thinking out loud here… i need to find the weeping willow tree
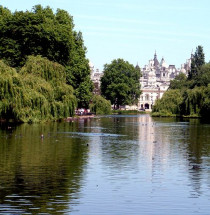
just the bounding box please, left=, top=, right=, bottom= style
left=152, top=89, right=183, bottom=117
left=0, top=56, right=77, bottom=122
left=152, top=85, right=210, bottom=118
left=181, top=86, right=209, bottom=117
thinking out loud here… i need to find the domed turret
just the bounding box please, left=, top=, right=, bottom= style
left=160, top=57, right=168, bottom=68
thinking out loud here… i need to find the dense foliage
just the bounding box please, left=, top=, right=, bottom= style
left=152, top=46, right=210, bottom=119
left=90, top=95, right=111, bottom=115
left=0, top=5, right=93, bottom=111
left=101, top=59, right=141, bottom=108
left=0, top=56, right=77, bottom=122
left=188, top=46, right=205, bottom=81
left=169, top=73, right=188, bottom=90
left=152, top=89, right=183, bottom=116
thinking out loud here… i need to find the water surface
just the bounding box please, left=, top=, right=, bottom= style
left=0, top=114, right=210, bottom=214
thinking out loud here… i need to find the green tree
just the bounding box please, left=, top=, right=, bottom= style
left=180, top=87, right=206, bottom=117
left=169, top=73, right=188, bottom=89
left=101, top=59, right=141, bottom=109
left=65, top=31, right=94, bottom=108
left=152, top=89, right=183, bottom=116
left=0, top=5, right=74, bottom=67
left=188, top=45, right=205, bottom=80
left=75, top=78, right=93, bottom=108
left=196, top=63, right=210, bottom=87
left=200, top=84, right=210, bottom=118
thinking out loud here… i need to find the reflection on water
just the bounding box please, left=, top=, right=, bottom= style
left=0, top=122, right=89, bottom=214
left=0, top=115, right=210, bottom=214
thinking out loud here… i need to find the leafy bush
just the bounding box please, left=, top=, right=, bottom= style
left=90, top=95, right=111, bottom=115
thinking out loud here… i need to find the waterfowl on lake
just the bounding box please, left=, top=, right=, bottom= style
left=192, top=165, right=200, bottom=170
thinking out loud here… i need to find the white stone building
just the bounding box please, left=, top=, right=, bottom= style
left=138, top=52, right=190, bottom=111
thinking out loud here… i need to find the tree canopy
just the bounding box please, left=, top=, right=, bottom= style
left=101, top=59, right=141, bottom=108
left=188, top=45, right=205, bottom=81
left=0, top=5, right=76, bottom=67
left=169, top=73, right=188, bottom=89
left=0, top=5, right=93, bottom=109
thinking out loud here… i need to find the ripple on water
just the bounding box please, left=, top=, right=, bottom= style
left=58, top=132, right=126, bottom=137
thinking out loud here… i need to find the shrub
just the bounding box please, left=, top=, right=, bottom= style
left=90, top=95, right=111, bottom=115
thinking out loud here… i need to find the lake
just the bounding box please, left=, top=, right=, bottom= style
left=0, top=114, right=210, bottom=214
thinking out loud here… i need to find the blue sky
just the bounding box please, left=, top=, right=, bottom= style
left=1, top=0, right=210, bottom=71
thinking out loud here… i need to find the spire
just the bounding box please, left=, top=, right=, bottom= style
left=191, top=49, right=194, bottom=59
left=153, top=50, right=159, bottom=67
left=135, top=62, right=140, bottom=70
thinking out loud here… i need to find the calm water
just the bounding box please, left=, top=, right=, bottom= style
left=0, top=114, right=210, bottom=214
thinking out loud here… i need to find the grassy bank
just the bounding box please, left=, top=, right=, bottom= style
left=151, top=112, right=202, bottom=118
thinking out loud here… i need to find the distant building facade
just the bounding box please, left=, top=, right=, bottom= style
left=89, top=52, right=191, bottom=111
left=89, top=62, right=103, bottom=95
